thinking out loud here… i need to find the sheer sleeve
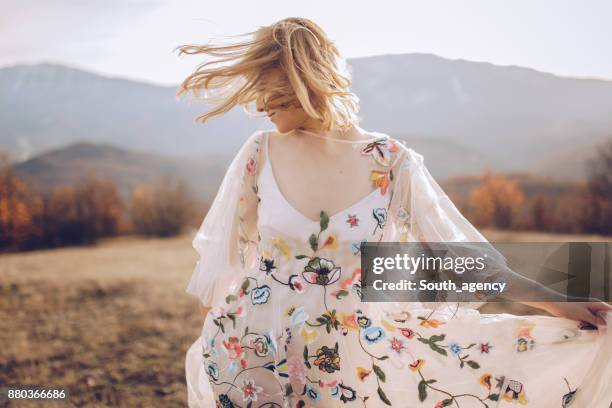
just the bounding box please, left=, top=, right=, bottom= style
left=386, top=143, right=515, bottom=304
left=185, top=130, right=264, bottom=308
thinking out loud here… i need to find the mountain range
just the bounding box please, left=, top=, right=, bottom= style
left=3, top=54, right=612, bottom=200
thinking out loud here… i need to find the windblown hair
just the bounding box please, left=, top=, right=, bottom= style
left=175, top=17, right=360, bottom=132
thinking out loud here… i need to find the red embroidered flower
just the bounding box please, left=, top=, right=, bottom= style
left=479, top=342, right=492, bottom=354
left=246, top=156, right=257, bottom=176
left=346, top=214, right=359, bottom=228
left=399, top=328, right=415, bottom=339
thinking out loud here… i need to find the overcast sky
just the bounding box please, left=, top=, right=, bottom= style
left=1, top=0, right=611, bottom=85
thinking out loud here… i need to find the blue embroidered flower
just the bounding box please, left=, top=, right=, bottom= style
left=218, top=393, right=235, bottom=408
left=362, top=326, right=386, bottom=344
left=373, top=208, right=387, bottom=231
left=305, top=385, right=321, bottom=401
left=206, top=361, right=219, bottom=381
left=251, top=285, right=271, bottom=305
left=448, top=341, right=462, bottom=356
left=289, top=306, right=309, bottom=326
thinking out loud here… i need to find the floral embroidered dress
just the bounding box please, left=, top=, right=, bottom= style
left=185, top=129, right=612, bottom=408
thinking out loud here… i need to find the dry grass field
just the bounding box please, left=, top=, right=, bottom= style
left=1, top=229, right=610, bottom=407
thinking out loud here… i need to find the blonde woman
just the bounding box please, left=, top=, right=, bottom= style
left=179, top=17, right=611, bottom=408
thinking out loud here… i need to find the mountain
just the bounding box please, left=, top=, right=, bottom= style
left=2, top=55, right=612, bottom=180
left=14, top=142, right=229, bottom=202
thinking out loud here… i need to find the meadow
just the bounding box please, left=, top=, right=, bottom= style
left=1, top=229, right=609, bottom=407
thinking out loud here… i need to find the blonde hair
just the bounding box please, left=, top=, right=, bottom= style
left=175, top=17, right=360, bottom=132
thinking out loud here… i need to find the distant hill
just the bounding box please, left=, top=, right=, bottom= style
left=14, top=142, right=229, bottom=202
left=2, top=55, right=612, bottom=180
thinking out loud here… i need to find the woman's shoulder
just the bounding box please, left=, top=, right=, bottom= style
left=368, top=131, right=425, bottom=168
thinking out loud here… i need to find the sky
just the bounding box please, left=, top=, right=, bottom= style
left=1, top=0, right=612, bottom=85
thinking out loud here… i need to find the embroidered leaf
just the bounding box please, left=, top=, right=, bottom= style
left=295, top=255, right=309, bottom=259
left=488, top=393, right=499, bottom=401
left=377, top=386, right=392, bottom=405
left=442, top=399, right=453, bottom=406
left=225, top=294, right=237, bottom=304
left=372, top=364, right=386, bottom=382
left=429, top=334, right=446, bottom=343
left=466, top=360, right=480, bottom=370
left=241, top=279, right=250, bottom=291
left=244, top=326, right=249, bottom=336
left=227, top=313, right=236, bottom=328
left=430, top=343, right=447, bottom=356
left=303, top=345, right=311, bottom=368
left=309, top=233, right=318, bottom=252
left=320, top=211, right=330, bottom=231
left=334, top=289, right=349, bottom=299
left=418, top=380, right=428, bottom=402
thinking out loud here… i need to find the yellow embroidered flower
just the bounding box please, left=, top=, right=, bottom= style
left=419, top=318, right=445, bottom=329
left=356, top=367, right=371, bottom=381
left=285, top=305, right=296, bottom=317
left=272, top=238, right=291, bottom=258
left=370, top=170, right=390, bottom=195
left=381, top=319, right=396, bottom=332
left=409, top=359, right=425, bottom=372
left=300, top=326, right=318, bottom=342
left=479, top=373, right=492, bottom=390
left=340, top=312, right=359, bottom=330
left=322, top=234, right=337, bottom=249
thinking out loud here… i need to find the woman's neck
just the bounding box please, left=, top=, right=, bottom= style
left=294, top=122, right=373, bottom=143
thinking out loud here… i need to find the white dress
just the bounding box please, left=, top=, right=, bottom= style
left=185, top=129, right=612, bottom=407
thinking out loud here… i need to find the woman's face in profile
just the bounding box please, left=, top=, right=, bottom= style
left=255, top=69, right=311, bottom=133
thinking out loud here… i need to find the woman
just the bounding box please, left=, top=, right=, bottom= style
left=178, top=17, right=611, bottom=407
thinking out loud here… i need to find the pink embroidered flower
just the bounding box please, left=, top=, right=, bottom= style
left=222, top=336, right=244, bottom=359
left=245, top=156, right=257, bottom=176
left=240, top=378, right=263, bottom=402
left=399, top=328, right=416, bottom=339
left=287, top=355, right=306, bottom=384
left=389, top=337, right=406, bottom=354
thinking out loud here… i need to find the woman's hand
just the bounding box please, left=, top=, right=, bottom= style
left=529, top=301, right=612, bottom=328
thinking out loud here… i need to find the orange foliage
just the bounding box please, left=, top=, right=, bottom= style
left=469, top=172, right=525, bottom=229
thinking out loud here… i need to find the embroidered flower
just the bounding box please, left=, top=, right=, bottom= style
left=240, top=378, right=263, bottom=402
left=245, top=156, right=257, bottom=176
left=337, top=383, right=357, bottom=403
left=346, top=214, right=359, bottom=227
left=419, top=318, right=445, bottom=329
left=313, top=343, right=341, bottom=373
left=206, top=361, right=219, bottom=381
left=357, top=315, right=372, bottom=329
left=370, top=170, right=390, bottom=195
left=409, top=359, right=425, bottom=372
left=289, top=306, right=309, bottom=326
left=448, top=341, right=462, bottom=356
left=389, top=337, right=407, bottom=354
left=251, top=334, right=275, bottom=357
left=399, top=328, right=416, bottom=339
left=251, top=285, right=271, bottom=305
left=356, top=366, right=371, bottom=381
left=322, top=234, right=337, bottom=249
left=362, top=326, right=386, bottom=344
left=351, top=239, right=367, bottom=255
left=479, top=342, right=492, bottom=354
left=305, top=385, right=321, bottom=401
left=218, top=393, right=235, bottom=408
left=222, top=336, right=244, bottom=359
left=302, top=257, right=341, bottom=286
left=480, top=373, right=492, bottom=390
left=259, top=257, right=276, bottom=275
left=372, top=208, right=387, bottom=230
left=288, top=274, right=306, bottom=293
left=361, top=138, right=399, bottom=166
left=300, top=326, right=319, bottom=342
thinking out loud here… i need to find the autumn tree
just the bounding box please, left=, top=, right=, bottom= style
left=469, top=172, right=525, bottom=229
left=129, top=177, right=195, bottom=237
left=581, top=139, right=612, bottom=234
